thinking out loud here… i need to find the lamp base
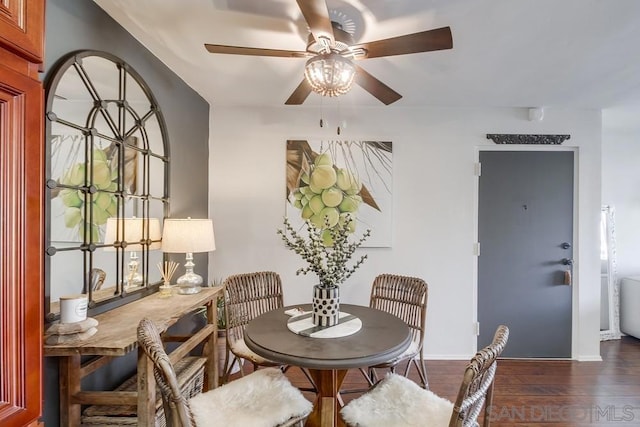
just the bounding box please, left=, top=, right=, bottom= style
left=126, top=273, right=143, bottom=289
left=176, top=270, right=203, bottom=295
left=126, top=252, right=143, bottom=289
left=177, top=284, right=202, bottom=295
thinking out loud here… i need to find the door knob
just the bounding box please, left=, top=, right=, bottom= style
left=561, top=242, right=571, bottom=249
left=561, top=258, right=573, bottom=266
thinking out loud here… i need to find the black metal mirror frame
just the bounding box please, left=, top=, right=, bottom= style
left=44, top=50, right=170, bottom=321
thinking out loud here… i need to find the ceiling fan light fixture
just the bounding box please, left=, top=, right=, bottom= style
left=304, top=52, right=356, bottom=97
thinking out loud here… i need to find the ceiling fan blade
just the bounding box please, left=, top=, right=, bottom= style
left=352, top=26, right=453, bottom=59
left=354, top=65, right=402, bottom=105
left=205, top=44, right=310, bottom=58
left=285, top=79, right=313, bottom=105
left=296, top=0, right=335, bottom=46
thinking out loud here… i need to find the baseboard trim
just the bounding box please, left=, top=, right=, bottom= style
left=577, top=355, right=603, bottom=362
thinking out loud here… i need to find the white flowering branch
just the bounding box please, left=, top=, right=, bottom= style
left=277, top=215, right=370, bottom=289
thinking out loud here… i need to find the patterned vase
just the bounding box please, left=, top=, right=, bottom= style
left=312, top=284, right=340, bottom=327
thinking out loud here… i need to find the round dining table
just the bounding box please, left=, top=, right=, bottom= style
left=244, top=303, right=411, bottom=427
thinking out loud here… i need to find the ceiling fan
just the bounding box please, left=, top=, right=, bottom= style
left=204, top=0, right=453, bottom=105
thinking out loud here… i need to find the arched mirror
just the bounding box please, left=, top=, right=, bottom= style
left=600, top=205, right=621, bottom=340
left=44, top=51, right=169, bottom=321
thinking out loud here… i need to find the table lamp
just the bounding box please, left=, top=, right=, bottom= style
left=104, top=217, right=162, bottom=288
left=161, top=217, right=215, bottom=294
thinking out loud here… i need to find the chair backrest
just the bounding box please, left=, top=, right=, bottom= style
left=224, top=271, right=284, bottom=347
left=449, top=325, right=509, bottom=427
left=369, top=274, right=428, bottom=352
left=137, top=318, right=195, bottom=427
left=84, top=268, right=106, bottom=293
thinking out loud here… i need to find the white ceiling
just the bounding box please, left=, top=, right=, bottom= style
left=94, top=0, right=640, bottom=113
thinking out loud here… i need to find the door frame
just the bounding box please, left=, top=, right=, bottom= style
left=473, top=145, right=579, bottom=359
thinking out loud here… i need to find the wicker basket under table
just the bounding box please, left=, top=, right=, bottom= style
left=82, top=356, right=206, bottom=426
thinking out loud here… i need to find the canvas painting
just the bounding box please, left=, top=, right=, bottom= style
left=286, top=139, right=392, bottom=247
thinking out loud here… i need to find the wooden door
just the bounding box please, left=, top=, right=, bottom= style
left=0, top=1, right=45, bottom=426
left=478, top=151, right=574, bottom=358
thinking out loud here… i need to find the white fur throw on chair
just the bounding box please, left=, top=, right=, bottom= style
left=341, top=374, right=453, bottom=427
left=189, top=367, right=312, bottom=427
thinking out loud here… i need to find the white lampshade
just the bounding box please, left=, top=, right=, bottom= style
left=104, top=217, right=162, bottom=251
left=161, top=218, right=216, bottom=254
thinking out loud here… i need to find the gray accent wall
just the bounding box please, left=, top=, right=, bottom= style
left=43, top=1, right=210, bottom=425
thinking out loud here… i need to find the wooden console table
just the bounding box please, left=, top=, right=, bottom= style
left=44, top=286, right=223, bottom=427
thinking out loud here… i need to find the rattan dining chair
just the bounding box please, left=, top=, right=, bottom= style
left=353, top=274, right=429, bottom=390
left=341, top=325, right=509, bottom=427
left=137, top=318, right=312, bottom=427
left=222, top=271, right=283, bottom=381
left=222, top=271, right=315, bottom=390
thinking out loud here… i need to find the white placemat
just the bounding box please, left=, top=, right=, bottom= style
left=287, top=311, right=362, bottom=338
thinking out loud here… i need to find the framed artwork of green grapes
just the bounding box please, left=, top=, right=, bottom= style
left=49, top=135, right=138, bottom=243
left=286, top=140, right=392, bottom=247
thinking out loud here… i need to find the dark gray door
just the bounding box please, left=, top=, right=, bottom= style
left=478, top=151, right=573, bottom=358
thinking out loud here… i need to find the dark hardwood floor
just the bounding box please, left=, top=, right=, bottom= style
left=278, top=336, right=640, bottom=426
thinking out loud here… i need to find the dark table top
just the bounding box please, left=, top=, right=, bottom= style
left=244, top=303, right=411, bottom=370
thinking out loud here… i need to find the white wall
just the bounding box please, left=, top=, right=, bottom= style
left=602, top=108, right=640, bottom=280
left=208, top=105, right=602, bottom=360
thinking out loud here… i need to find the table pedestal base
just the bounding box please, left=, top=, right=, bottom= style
left=305, top=369, right=347, bottom=427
